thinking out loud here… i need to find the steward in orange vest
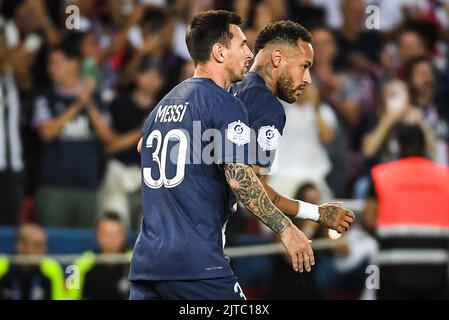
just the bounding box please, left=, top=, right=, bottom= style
left=364, top=123, right=449, bottom=300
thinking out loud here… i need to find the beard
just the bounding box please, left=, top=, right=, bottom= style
left=277, top=72, right=298, bottom=103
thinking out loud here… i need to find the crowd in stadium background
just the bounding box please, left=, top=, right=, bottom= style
left=0, top=0, right=449, bottom=300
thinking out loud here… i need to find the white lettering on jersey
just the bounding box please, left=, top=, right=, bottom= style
left=60, top=115, right=92, bottom=140
left=155, top=102, right=189, bottom=123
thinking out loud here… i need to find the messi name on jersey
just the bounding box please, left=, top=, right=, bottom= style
left=155, top=102, right=189, bottom=123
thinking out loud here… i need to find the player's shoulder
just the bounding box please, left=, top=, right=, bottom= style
left=190, top=78, right=247, bottom=113
left=234, top=73, right=283, bottom=112
left=171, top=78, right=238, bottom=104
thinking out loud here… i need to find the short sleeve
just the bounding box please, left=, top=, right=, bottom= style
left=32, top=95, right=53, bottom=128
left=252, top=113, right=285, bottom=170
left=212, top=98, right=253, bottom=165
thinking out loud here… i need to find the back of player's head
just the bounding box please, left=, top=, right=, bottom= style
left=255, top=20, right=312, bottom=55
left=185, top=10, right=242, bottom=65
left=397, top=123, right=426, bottom=158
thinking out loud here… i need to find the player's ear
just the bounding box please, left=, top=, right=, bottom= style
left=212, top=43, right=225, bottom=63
left=271, top=49, right=282, bottom=68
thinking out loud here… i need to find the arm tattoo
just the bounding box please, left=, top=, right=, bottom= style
left=224, top=163, right=291, bottom=233
left=318, top=206, right=338, bottom=226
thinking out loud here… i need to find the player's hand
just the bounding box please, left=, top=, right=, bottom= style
left=318, top=202, right=355, bottom=233
left=279, top=224, right=314, bottom=273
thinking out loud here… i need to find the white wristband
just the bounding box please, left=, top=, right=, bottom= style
left=295, top=200, right=319, bottom=222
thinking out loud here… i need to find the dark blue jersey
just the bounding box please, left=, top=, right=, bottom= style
left=129, top=77, right=252, bottom=281
left=229, top=72, right=286, bottom=170
left=32, top=87, right=107, bottom=189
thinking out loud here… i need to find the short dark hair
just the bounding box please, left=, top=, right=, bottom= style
left=185, top=10, right=242, bottom=65
left=97, top=211, right=124, bottom=229
left=397, top=123, right=426, bottom=158
left=294, top=182, right=318, bottom=201
left=255, top=20, right=312, bottom=55
left=404, top=55, right=434, bottom=81
left=138, top=55, right=163, bottom=73
left=51, top=32, right=84, bottom=60
left=141, top=7, right=167, bottom=34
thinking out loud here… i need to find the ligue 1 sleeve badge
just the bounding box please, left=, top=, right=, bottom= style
left=227, top=120, right=250, bottom=145
left=258, top=125, right=281, bottom=151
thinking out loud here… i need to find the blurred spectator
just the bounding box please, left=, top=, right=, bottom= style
left=287, top=0, right=326, bottom=30
left=1, top=0, right=62, bottom=89
left=310, top=0, right=344, bottom=29
left=120, top=6, right=168, bottom=87
left=0, top=224, right=65, bottom=300
left=120, top=5, right=185, bottom=93
left=363, top=123, right=449, bottom=299
left=311, top=26, right=361, bottom=127
left=70, top=212, right=130, bottom=300
left=366, top=0, right=449, bottom=32
left=264, top=0, right=287, bottom=21
left=274, top=183, right=376, bottom=300
left=0, top=0, right=447, bottom=300
left=331, top=0, right=382, bottom=183
left=308, top=26, right=356, bottom=196
left=333, top=0, right=382, bottom=73
left=404, top=56, right=448, bottom=165
left=270, top=85, right=336, bottom=200
left=178, top=59, right=195, bottom=82
left=270, top=182, right=325, bottom=300
left=32, top=35, right=111, bottom=228
left=358, top=79, right=436, bottom=198
left=362, top=79, right=436, bottom=164
left=315, top=221, right=377, bottom=300
left=242, top=0, right=275, bottom=52
left=394, top=27, right=432, bottom=78
left=171, top=0, right=213, bottom=61
left=101, top=56, right=164, bottom=230
left=0, top=34, right=24, bottom=226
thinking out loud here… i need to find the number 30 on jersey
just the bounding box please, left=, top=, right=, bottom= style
left=143, top=129, right=188, bottom=189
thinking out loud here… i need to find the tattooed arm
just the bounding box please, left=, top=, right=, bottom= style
left=252, top=165, right=355, bottom=233
left=224, top=163, right=314, bottom=272
left=317, top=202, right=355, bottom=233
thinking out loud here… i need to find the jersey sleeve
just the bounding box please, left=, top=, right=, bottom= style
left=251, top=111, right=286, bottom=171
left=212, top=97, right=254, bottom=165
left=32, top=94, right=53, bottom=128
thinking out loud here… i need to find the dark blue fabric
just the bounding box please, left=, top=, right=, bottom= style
left=129, top=276, right=245, bottom=300
left=34, top=88, right=106, bottom=189
left=130, top=78, right=252, bottom=281
left=109, top=94, right=153, bottom=166
left=229, top=72, right=286, bottom=169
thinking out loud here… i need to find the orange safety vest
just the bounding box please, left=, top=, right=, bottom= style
left=372, top=157, right=449, bottom=230
left=371, top=157, right=449, bottom=288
